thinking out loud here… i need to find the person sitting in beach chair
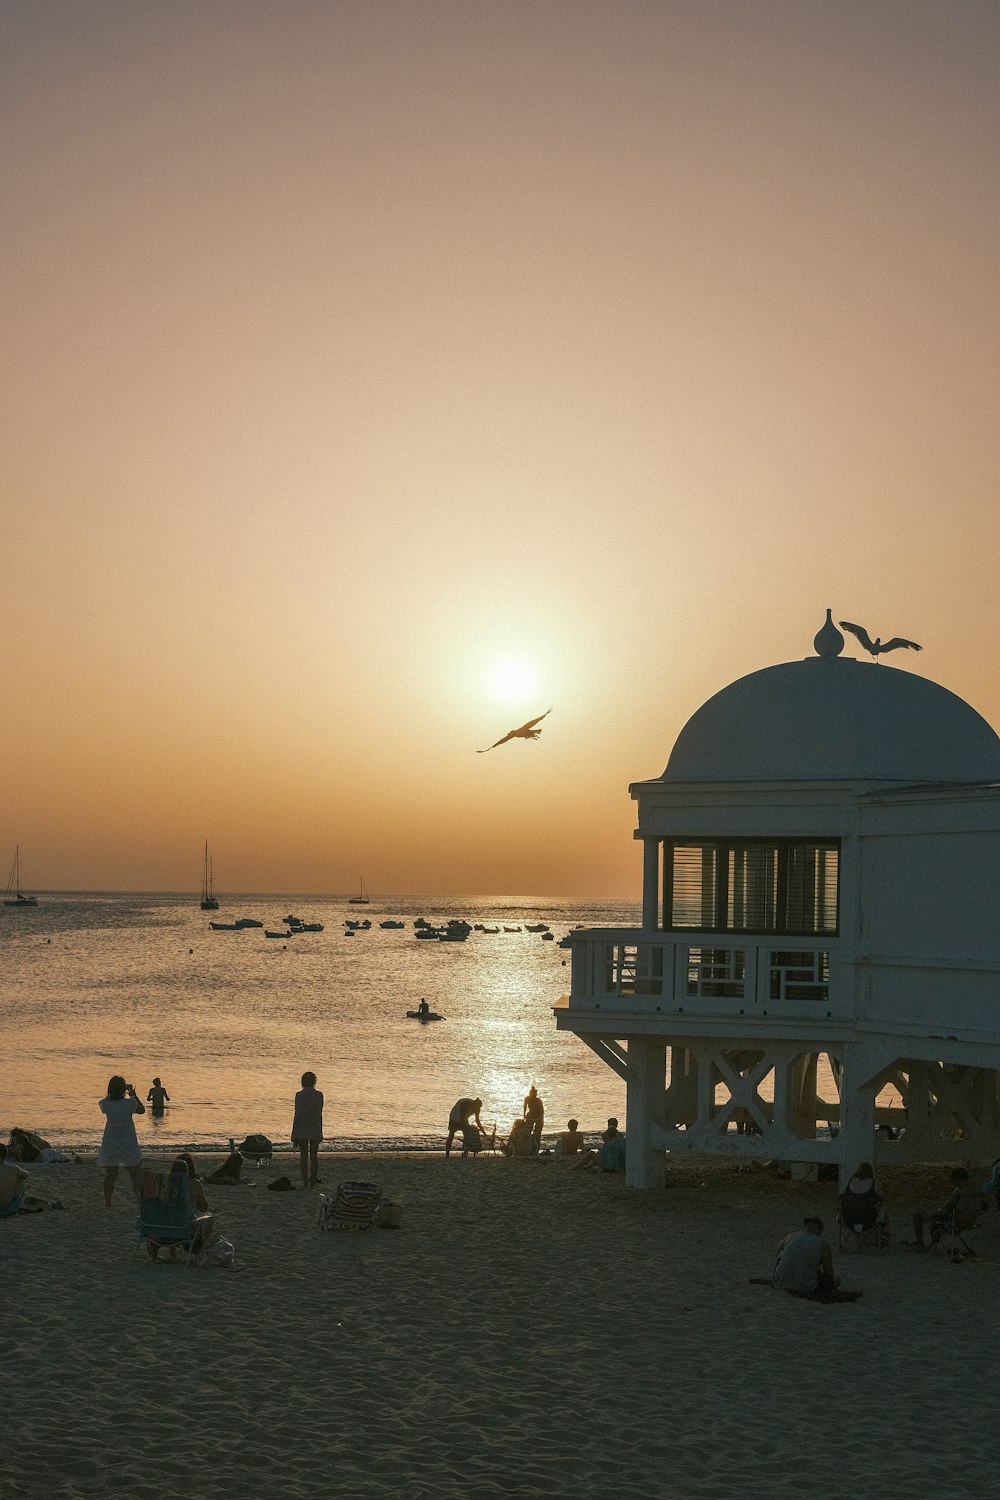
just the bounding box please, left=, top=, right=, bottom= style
left=445, top=1097, right=485, bottom=1157
left=134, top=1160, right=214, bottom=1265
left=909, top=1167, right=985, bottom=1255
left=838, top=1162, right=888, bottom=1250
left=504, top=1118, right=537, bottom=1158
left=0, top=1144, right=29, bottom=1218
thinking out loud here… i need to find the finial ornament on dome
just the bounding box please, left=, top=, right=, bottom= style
left=814, top=609, right=845, bottom=658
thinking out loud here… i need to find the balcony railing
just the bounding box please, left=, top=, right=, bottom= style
left=563, top=928, right=838, bottom=1017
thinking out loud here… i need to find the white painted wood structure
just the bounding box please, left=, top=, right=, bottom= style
left=555, top=613, right=1000, bottom=1188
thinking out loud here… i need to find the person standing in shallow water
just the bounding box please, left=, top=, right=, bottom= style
left=291, top=1071, right=324, bottom=1188
left=146, top=1077, right=170, bottom=1114
left=98, top=1075, right=145, bottom=1207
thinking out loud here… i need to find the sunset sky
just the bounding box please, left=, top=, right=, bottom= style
left=2, top=1, right=998, bottom=897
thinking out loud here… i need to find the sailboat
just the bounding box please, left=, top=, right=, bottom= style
left=4, top=846, right=39, bottom=908
left=200, top=841, right=219, bottom=911
left=348, top=876, right=370, bottom=905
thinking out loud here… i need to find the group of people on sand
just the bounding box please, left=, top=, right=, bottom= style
left=91, top=1069, right=327, bottom=1208
left=764, top=1160, right=992, bottom=1302
left=444, top=1087, right=627, bottom=1169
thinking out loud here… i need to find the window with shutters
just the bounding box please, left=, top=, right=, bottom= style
left=664, top=839, right=839, bottom=935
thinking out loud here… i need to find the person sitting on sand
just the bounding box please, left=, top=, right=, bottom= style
left=574, top=1118, right=626, bottom=1172
left=505, top=1118, right=537, bottom=1157
left=523, top=1086, right=545, bottom=1148
left=291, top=1071, right=325, bottom=1189
left=772, top=1216, right=841, bottom=1297
left=555, top=1119, right=586, bottom=1155
left=98, top=1075, right=146, bottom=1207
left=908, top=1167, right=985, bottom=1250
left=0, top=1143, right=29, bottom=1218
left=146, top=1077, right=170, bottom=1114
left=445, top=1097, right=485, bottom=1157
left=205, top=1142, right=244, bottom=1185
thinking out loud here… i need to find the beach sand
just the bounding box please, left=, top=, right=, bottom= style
left=4, top=1152, right=997, bottom=1500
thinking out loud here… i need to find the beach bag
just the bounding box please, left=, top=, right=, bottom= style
left=196, top=1235, right=235, bottom=1269
left=237, top=1134, right=273, bottom=1162
left=267, top=1175, right=295, bottom=1192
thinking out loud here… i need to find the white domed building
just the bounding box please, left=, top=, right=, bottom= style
left=556, top=613, right=1000, bottom=1188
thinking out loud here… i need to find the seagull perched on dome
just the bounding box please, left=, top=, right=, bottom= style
left=839, top=621, right=923, bottom=660
left=478, top=709, right=551, bottom=753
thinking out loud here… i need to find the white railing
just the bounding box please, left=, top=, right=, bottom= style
left=562, top=929, right=838, bottom=1016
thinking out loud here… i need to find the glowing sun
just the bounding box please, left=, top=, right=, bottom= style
left=485, top=655, right=543, bottom=704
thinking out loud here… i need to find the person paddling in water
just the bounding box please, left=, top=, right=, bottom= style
left=445, top=1097, right=485, bottom=1157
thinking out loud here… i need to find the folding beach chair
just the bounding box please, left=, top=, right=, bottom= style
left=481, top=1123, right=507, bottom=1155
left=929, top=1205, right=980, bottom=1263
left=317, top=1181, right=382, bottom=1232
left=132, top=1170, right=214, bottom=1267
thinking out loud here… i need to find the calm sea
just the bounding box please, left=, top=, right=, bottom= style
left=2, top=892, right=636, bottom=1152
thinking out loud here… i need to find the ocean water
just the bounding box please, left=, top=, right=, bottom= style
left=2, top=892, right=636, bottom=1152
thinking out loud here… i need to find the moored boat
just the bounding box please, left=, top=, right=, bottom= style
left=3, top=846, right=38, bottom=908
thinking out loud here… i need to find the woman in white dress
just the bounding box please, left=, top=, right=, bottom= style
left=99, top=1075, right=145, bottom=1207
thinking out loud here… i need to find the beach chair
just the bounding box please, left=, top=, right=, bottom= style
left=317, top=1181, right=382, bottom=1232
left=132, top=1170, right=214, bottom=1267
left=837, top=1189, right=888, bottom=1252
left=929, top=1205, right=980, bottom=1263
left=481, top=1123, right=507, bottom=1155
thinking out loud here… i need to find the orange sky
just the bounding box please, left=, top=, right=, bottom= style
left=2, top=1, right=998, bottom=896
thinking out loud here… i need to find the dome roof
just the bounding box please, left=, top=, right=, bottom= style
left=662, top=656, right=1000, bottom=784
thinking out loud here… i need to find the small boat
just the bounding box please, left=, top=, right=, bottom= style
left=289, top=921, right=324, bottom=933
left=406, top=1009, right=445, bottom=1022
left=504, top=925, right=521, bottom=933
left=348, top=876, right=370, bottom=905
left=480, top=925, right=500, bottom=934
left=415, top=927, right=442, bottom=939
left=542, top=931, right=555, bottom=940
left=525, top=923, right=550, bottom=933
left=380, top=920, right=405, bottom=929
left=265, top=930, right=291, bottom=939
left=438, top=929, right=468, bottom=942
left=234, top=918, right=263, bottom=929
left=210, top=921, right=242, bottom=931
left=3, top=846, right=38, bottom=908
left=199, top=840, right=219, bottom=911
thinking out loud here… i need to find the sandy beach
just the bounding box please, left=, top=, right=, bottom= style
left=4, top=1152, right=998, bottom=1500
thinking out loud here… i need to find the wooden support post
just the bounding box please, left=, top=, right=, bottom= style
left=625, top=1036, right=667, bottom=1189
left=642, top=838, right=660, bottom=929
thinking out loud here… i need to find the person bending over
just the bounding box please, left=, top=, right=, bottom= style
left=445, top=1097, right=484, bottom=1156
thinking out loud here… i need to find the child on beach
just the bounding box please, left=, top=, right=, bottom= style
left=291, top=1071, right=324, bottom=1188
left=147, top=1078, right=170, bottom=1113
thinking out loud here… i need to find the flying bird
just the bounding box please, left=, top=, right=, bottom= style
left=839, top=621, right=923, bottom=659
left=478, top=709, right=551, bottom=753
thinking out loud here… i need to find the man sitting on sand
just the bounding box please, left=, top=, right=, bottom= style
left=445, top=1097, right=485, bottom=1157
left=0, top=1143, right=29, bottom=1218
left=555, top=1119, right=586, bottom=1155
left=773, top=1215, right=841, bottom=1297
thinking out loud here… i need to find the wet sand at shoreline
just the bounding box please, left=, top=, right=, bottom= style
left=4, top=1153, right=997, bottom=1499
